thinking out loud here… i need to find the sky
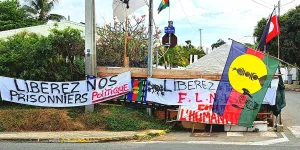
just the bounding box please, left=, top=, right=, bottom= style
left=21, top=0, right=300, bottom=51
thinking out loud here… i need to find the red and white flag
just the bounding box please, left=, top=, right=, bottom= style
left=257, top=10, right=280, bottom=50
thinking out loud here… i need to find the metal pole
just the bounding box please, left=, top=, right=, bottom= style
left=278, top=0, right=282, bottom=125
left=169, top=1, right=170, bottom=21
left=278, top=0, right=280, bottom=59
left=85, top=0, right=96, bottom=112
left=147, top=0, right=154, bottom=116
left=147, top=0, right=153, bottom=78
left=199, top=29, right=202, bottom=50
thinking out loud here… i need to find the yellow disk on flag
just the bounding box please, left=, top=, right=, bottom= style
left=228, top=54, right=267, bottom=94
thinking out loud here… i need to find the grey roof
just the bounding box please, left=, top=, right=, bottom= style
left=186, top=44, right=231, bottom=74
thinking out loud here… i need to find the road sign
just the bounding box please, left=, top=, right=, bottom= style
left=164, top=26, right=175, bottom=34
left=168, top=21, right=173, bottom=27
left=162, top=33, right=177, bottom=49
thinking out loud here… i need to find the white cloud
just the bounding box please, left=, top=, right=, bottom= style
left=22, top=0, right=300, bottom=47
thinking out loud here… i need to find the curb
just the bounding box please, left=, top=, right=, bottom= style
left=0, top=130, right=167, bottom=143
left=285, top=87, right=300, bottom=92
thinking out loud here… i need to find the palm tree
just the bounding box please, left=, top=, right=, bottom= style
left=23, top=0, right=65, bottom=22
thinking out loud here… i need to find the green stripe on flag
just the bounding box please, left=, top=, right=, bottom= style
left=135, top=80, right=144, bottom=102
left=238, top=55, right=279, bottom=127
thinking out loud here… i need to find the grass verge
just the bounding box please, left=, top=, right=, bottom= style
left=0, top=102, right=171, bottom=132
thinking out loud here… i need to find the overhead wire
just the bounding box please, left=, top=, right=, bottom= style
left=251, top=0, right=273, bottom=9
left=257, top=0, right=274, bottom=5
left=281, top=0, right=296, bottom=7
left=178, top=0, right=198, bottom=32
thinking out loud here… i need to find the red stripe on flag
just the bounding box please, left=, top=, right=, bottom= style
left=246, top=48, right=264, bottom=60
left=266, top=15, right=280, bottom=43
left=131, top=79, right=139, bottom=101
left=223, top=89, right=249, bottom=125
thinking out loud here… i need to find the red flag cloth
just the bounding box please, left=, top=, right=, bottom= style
left=266, top=15, right=280, bottom=43
left=257, top=11, right=280, bottom=50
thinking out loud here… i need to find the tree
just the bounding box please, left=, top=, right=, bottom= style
left=162, top=45, right=206, bottom=67
left=211, top=39, right=226, bottom=50
left=253, top=5, right=300, bottom=70
left=0, top=0, right=44, bottom=31
left=23, top=0, right=65, bottom=22
left=48, top=27, right=85, bottom=80
left=0, top=28, right=84, bottom=81
left=97, top=15, right=155, bottom=67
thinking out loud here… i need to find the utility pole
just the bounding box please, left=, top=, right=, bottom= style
left=199, top=29, right=202, bottom=50
left=147, top=0, right=154, bottom=116
left=278, top=0, right=280, bottom=59
left=85, top=0, right=96, bottom=112
left=278, top=0, right=282, bottom=125
left=147, top=0, right=153, bottom=78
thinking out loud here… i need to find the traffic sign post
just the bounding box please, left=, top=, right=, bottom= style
left=162, top=21, right=177, bottom=48
left=164, top=26, right=175, bottom=34
left=168, top=21, right=173, bottom=27
left=162, top=33, right=177, bottom=49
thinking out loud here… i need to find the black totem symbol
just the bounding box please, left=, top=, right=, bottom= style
left=147, top=82, right=165, bottom=96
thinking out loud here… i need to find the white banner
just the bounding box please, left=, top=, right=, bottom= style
left=263, top=79, right=279, bottom=105
left=177, top=79, right=279, bottom=124
left=0, top=72, right=132, bottom=107
left=91, top=71, right=132, bottom=103
left=147, top=78, right=219, bottom=105
left=178, top=104, right=231, bottom=124
left=0, top=77, right=93, bottom=107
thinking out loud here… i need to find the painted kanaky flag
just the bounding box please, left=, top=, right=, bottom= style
left=112, top=0, right=147, bottom=22
left=158, top=0, right=170, bottom=14
left=212, top=41, right=279, bottom=127
left=257, top=10, right=280, bottom=50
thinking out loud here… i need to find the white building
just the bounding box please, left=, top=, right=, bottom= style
left=0, top=21, right=85, bottom=39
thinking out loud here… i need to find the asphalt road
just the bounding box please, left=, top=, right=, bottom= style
left=281, top=91, right=300, bottom=126
left=0, top=142, right=299, bottom=150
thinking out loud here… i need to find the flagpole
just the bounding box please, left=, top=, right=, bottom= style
left=278, top=0, right=280, bottom=59
left=169, top=1, right=170, bottom=21
left=147, top=0, right=154, bottom=116
left=277, top=0, right=282, bottom=126
left=147, top=0, right=153, bottom=77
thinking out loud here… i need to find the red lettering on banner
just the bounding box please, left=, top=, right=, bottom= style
left=179, top=109, right=187, bottom=121
left=195, top=92, right=203, bottom=102
left=195, top=112, right=200, bottom=122
left=92, top=84, right=128, bottom=100
left=218, top=115, right=224, bottom=124
left=199, top=113, right=203, bottom=122
left=203, top=112, right=211, bottom=123
left=188, top=110, right=195, bottom=121
left=198, top=104, right=205, bottom=111
left=198, top=104, right=213, bottom=111
left=211, top=113, right=217, bottom=124
left=207, top=105, right=213, bottom=111
left=209, top=93, right=216, bottom=103
left=178, top=92, right=187, bottom=103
